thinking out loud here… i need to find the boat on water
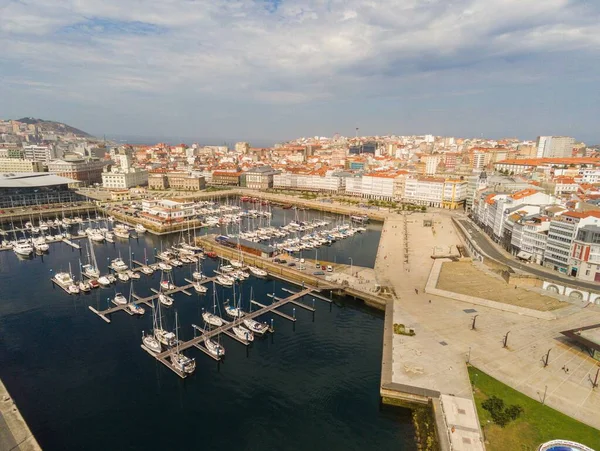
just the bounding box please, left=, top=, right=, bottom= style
left=206, top=251, right=217, bottom=259
left=203, top=311, right=223, bottom=326
left=89, top=279, right=100, bottom=289
left=135, top=224, right=147, bottom=234
left=204, top=337, right=225, bottom=358
left=33, top=237, right=49, bottom=253
left=117, top=272, right=130, bottom=282
left=89, top=231, right=105, bottom=242
left=141, top=266, right=154, bottom=275
left=232, top=325, right=254, bottom=342
left=127, top=269, right=141, bottom=280
left=216, top=275, right=234, bottom=287
left=111, top=256, right=128, bottom=272
left=170, top=312, right=195, bottom=374
left=97, top=276, right=111, bottom=286
left=159, top=293, right=173, bottom=306
left=243, top=318, right=270, bottom=335
left=158, top=262, right=172, bottom=271
left=192, top=271, right=203, bottom=280
left=193, top=282, right=208, bottom=293
left=203, top=282, right=224, bottom=326
left=229, top=259, right=243, bottom=268
left=13, top=240, right=33, bottom=256
left=113, top=293, right=128, bottom=305
left=142, top=330, right=161, bottom=354
left=126, top=283, right=144, bottom=315
left=113, top=224, right=130, bottom=239
left=155, top=328, right=176, bottom=347
left=160, top=280, right=176, bottom=290
left=248, top=266, right=267, bottom=277
left=107, top=274, right=117, bottom=283
left=224, top=301, right=245, bottom=319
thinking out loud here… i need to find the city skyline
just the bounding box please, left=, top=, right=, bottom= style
left=2, top=1, right=600, bottom=143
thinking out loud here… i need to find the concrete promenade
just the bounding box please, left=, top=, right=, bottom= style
left=0, top=379, right=41, bottom=451
left=371, top=210, right=600, bottom=434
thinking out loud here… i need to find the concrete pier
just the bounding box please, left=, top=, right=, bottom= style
left=0, top=378, right=41, bottom=451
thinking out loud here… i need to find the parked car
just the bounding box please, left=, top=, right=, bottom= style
left=313, top=271, right=325, bottom=276
left=273, top=258, right=281, bottom=263
left=298, top=264, right=306, bottom=270
left=321, top=265, right=326, bottom=270
left=326, top=265, right=333, bottom=272
left=279, top=259, right=287, bottom=264
left=288, top=262, right=296, bottom=267
left=315, top=262, right=321, bottom=268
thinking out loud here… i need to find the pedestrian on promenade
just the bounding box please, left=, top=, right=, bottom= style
left=415, top=288, right=419, bottom=295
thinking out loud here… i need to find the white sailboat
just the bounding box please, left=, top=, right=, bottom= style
left=142, top=300, right=162, bottom=353
left=202, top=282, right=223, bottom=326
left=158, top=272, right=174, bottom=306
left=78, top=259, right=91, bottom=292
left=141, top=248, right=154, bottom=275
left=154, top=297, right=176, bottom=347
left=113, top=292, right=127, bottom=305
left=82, top=238, right=101, bottom=278
left=126, top=281, right=145, bottom=315
left=170, top=311, right=196, bottom=374
left=204, top=336, right=225, bottom=358
left=248, top=266, right=267, bottom=278
left=224, top=283, right=245, bottom=318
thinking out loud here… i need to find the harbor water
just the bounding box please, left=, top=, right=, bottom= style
left=0, top=209, right=416, bottom=450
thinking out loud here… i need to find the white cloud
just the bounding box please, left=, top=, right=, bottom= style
left=1, top=0, right=599, bottom=139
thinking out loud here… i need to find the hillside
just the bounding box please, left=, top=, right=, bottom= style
left=16, top=117, right=93, bottom=138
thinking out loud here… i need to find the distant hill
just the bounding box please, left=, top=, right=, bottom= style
left=16, top=117, right=93, bottom=138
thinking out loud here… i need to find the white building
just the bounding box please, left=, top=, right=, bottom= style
left=102, top=169, right=148, bottom=189
left=424, top=155, right=441, bottom=175
left=273, top=172, right=343, bottom=193
left=578, top=169, right=600, bottom=184
left=0, top=158, right=44, bottom=173
left=403, top=177, right=467, bottom=209
left=535, top=136, right=575, bottom=158
left=22, top=145, right=56, bottom=163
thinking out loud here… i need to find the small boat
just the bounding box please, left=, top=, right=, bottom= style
left=89, top=279, right=100, bottom=289
left=224, top=302, right=245, bottom=319
left=127, top=302, right=145, bottom=315
left=204, top=337, right=225, bottom=357
left=206, top=251, right=217, bottom=258
left=114, top=293, right=127, bottom=305
left=243, top=318, right=270, bottom=335
left=192, top=271, right=204, bottom=280
left=170, top=312, right=195, bottom=374
left=159, top=293, right=173, bottom=306
left=13, top=240, right=33, bottom=256
left=216, top=275, right=233, bottom=287
left=160, top=280, right=176, bottom=290
left=142, top=331, right=161, bottom=353
left=127, top=269, right=141, bottom=280
left=67, top=284, right=80, bottom=294
left=135, top=224, right=147, bottom=234
left=155, top=329, right=176, bottom=347
left=111, top=257, right=128, bottom=271
left=117, top=272, right=129, bottom=282
left=248, top=266, right=267, bottom=277
left=158, top=262, right=172, bottom=271
left=149, top=263, right=160, bottom=270
left=171, top=259, right=183, bottom=267
left=97, top=276, right=111, bottom=286
left=203, top=311, right=223, bottom=326
left=141, top=266, right=154, bottom=275
left=193, top=282, right=208, bottom=294
left=229, top=259, right=243, bottom=268
left=232, top=325, right=254, bottom=342
left=79, top=281, right=91, bottom=292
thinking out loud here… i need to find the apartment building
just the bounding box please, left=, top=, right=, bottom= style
left=47, top=158, right=107, bottom=186
left=22, top=145, right=55, bottom=163
left=102, top=168, right=148, bottom=189
left=403, top=176, right=467, bottom=209
left=243, top=166, right=279, bottom=190
left=543, top=211, right=600, bottom=274
left=148, top=172, right=205, bottom=191
left=570, top=225, right=600, bottom=282
left=0, top=158, right=44, bottom=173
left=212, top=171, right=242, bottom=186
left=273, top=172, right=343, bottom=193
left=141, top=199, right=195, bottom=223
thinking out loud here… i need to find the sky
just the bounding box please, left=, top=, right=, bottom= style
left=1, top=0, right=600, bottom=144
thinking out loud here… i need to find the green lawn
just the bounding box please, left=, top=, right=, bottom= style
left=468, top=366, right=600, bottom=451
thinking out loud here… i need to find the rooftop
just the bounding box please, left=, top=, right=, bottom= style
left=0, top=172, right=77, bottom=188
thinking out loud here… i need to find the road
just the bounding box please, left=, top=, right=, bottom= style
left=456, top=217, right=600, bottom=291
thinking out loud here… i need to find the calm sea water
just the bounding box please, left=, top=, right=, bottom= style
left=0, top=208, right=416, bottom=450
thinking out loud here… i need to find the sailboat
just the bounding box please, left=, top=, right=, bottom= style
left=204, top=335, right=225, bottom=358
left=142, top=300, right=162, bottom=353
left=224, top=283, right=245, bottom=319
left=202, top=282, right=223, bottom=326
left=82, top=237, right=101, bottom=278
left=78, top=259, right=91, bottom=292
left=158, top=272, right=174, bottom=306
left=170, top=311, right=196, bottom=374
left=126, top=281, right=145, bottom=315
left=141, top=248, right=154, bottom=275
left=67, top=262, right=80, bottom=294
left=192, top=257, right=204, bottom=280
left=154, top=296, right=176, bottom=347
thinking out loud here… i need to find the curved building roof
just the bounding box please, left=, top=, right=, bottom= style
left=0, top=172, right=77, bottom=188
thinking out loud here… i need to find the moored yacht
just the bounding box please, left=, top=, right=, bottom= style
left=13, top=240, right=33, bottom=256
left=232, top=324, right=254, bottom=342
left=202, top=311, right=223, bottom=327
left=204, top=337, right=225, bottom=358
left=248, top=266, right=267, bottom=278
left=113, top=293, right=127, bottom=305
left=97, top=275, right=111, bottom=286
left=243, top=318, right=270, bottom=335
